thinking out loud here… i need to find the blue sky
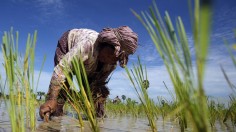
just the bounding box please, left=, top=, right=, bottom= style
left=0, top=0, right=236, bottom=102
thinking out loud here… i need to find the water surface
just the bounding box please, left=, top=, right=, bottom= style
left=0, top=100, right=235, bottom=132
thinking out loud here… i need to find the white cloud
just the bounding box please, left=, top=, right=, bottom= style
left=9, top=0, right=25, bottom=2
left=107, top=69, right=135, bottom=99
left=204, top=64, right=235, bottom=96
left=0, top=51, right=3, bottom=63
left=212, top=5, right=236, bottom=41
left=34, top=70, right=52, bottom=93
left=33, top=0, right=65, bottom=23
left=37, top=0, right=63, bottom=6
left=36, top=0, right=64, bottom=10
left=8, top=0, right=65, bottom=24
left=134, top=39, right=161, bottom=62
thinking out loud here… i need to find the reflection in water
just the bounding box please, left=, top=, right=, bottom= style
left=0, top=100, right=235, bottom=132
left=36, top=116, right=85, bottom=132
left=0, top=100, right=11, bottom=132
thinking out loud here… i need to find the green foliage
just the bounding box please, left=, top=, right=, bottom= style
left=224, top=96, right=236, bottom=125
left=220, top=25, right=236, bottom=127
left=62, top=57, right=99, bottom=132
left=207, top=99, right=218, bottom=127
left=125, top=57, right=157, bottom=131
left=121, top=95, right=126, bottom=102
left=131, top=0, right=212, bottom=131
left=0, top=28, right=45, bottom=131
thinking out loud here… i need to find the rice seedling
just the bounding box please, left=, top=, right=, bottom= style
left=1, top=28, right=45, bottom=131
left=131, top=0, right=212, bottom=131
left=156, top=96, right=169, bottom=121
left=221, top=28, right=236, bottom=128
left=207, top=99, right=218, bottom=128
left=125, top=57, right=157, bottom=132
left=216, top=102, right=227, bottom=123
left=160, top=82, right=186, bottom=128
left=156, top=82, right=178, bottom=123
left=62, top=57, right=99, bottom=132
left=106, top=101, right=128, bottom=117
left=223, top=96, right=236, bottom=126
left=126, top=98, right=139, bottom=118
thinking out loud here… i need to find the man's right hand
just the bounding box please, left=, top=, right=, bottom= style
left=39, top=100, right=58, bottom=121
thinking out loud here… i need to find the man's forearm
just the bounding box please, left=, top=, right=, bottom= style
left=46, top=68, right=66, bottom=101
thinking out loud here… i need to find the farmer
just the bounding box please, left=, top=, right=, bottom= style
left=39, top=26, right=138, bottom=120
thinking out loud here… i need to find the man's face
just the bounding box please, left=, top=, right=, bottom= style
left=98, top=46, right=119, bottom=65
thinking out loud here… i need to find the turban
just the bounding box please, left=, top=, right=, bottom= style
left=97, top=26, right=138, bottom=67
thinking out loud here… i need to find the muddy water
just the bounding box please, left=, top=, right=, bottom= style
left=0, top=100, right=235, bottom=132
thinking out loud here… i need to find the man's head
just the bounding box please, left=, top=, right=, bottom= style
left=97, top=26, right=138, bottom=67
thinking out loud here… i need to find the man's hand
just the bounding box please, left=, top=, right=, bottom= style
left=39, top=100, right=58, bottom=122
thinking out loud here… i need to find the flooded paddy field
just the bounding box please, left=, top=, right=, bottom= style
left=0, top=99, right=235, bottom=132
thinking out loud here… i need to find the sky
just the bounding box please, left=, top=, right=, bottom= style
left=0, top=0, right=236, bottom=103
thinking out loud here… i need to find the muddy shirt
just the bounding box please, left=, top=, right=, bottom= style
left=53, top=29, right=116, bottom=87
